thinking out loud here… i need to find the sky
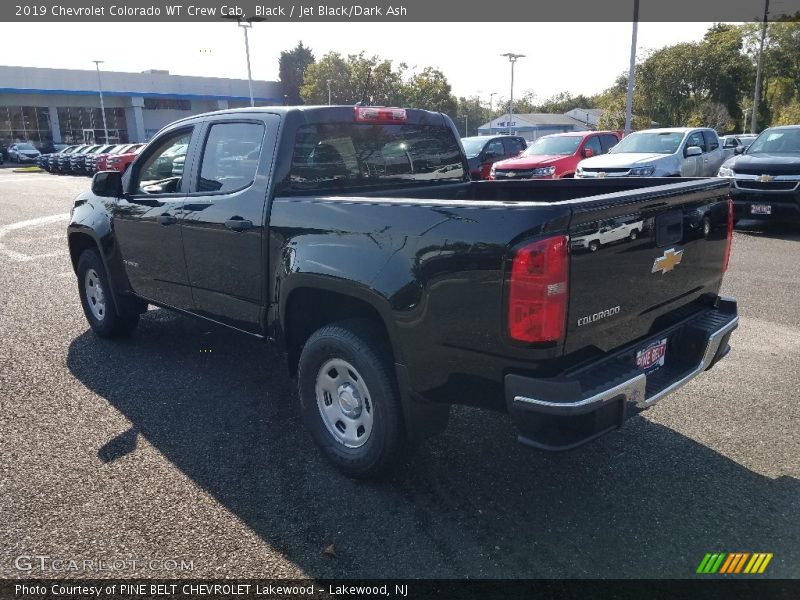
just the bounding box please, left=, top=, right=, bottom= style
left=1, top=21, right=718, bottom=103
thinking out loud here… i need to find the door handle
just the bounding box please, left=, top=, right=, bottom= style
left=225, top=218, right=254, bottom=231
left=156, top=214, right=177, bottom=226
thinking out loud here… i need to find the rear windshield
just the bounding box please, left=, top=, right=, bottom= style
left=282, top=123, right=466, bottom=194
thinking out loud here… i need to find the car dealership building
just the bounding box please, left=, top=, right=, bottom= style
left=0, top=65, right=284, bottom=150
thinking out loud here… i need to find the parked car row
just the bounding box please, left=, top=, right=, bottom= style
left=38, top=143, right=145, bottom=175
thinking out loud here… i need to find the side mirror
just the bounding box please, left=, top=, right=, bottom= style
left=91, top=170, right=123, bottom=197
left=735, top=145, right=747, bottom=155
left=583, top=147, right=595, bottom=158
left=685, top=146, right=702, bottom=157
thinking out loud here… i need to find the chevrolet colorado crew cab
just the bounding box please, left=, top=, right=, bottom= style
left=718, top=125, right=800, bottom=223
left=576, top=128, right=727, bottom=179
left=68, top=106, right=739, bottom=478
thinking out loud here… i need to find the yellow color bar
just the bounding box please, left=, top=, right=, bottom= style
left=757, top=553, right=773, bottom=574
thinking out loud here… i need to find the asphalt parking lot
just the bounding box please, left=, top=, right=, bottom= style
left=0, top=171, right=798, bottom=580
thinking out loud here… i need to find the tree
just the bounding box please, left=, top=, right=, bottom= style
left=686, top=101, right=735, bottom=132
left=455, top=96, right=494, bottom=136
left=401, top=67, right=457, bottom=115
left=279, top=42, right=315, bottom=105
left=300, top=52, right=406, bottom=106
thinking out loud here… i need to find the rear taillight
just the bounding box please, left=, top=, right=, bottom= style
left=508, top=235, right=569, bottom=343
left=723, top=196, right=733, bottom=272
left=354, top=106, right=407, bottom=123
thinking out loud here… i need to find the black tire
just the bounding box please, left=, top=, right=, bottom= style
left=77, top=248, right=139, bottom=338
left=297, top=319, right=403, bottom=478
left=629, top=229, right=639, bottom=240
left=589, top=240, right=600, bottom=252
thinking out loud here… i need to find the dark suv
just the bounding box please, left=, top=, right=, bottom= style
left=461, top=135, right=527, bottom=180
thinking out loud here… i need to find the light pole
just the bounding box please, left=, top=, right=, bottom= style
left=501, top=53, right=525, bottom=135
left=463, top=114, right=469, bottom=137
left=489, top=92, right=497, bottom=112
left=92, top=60, right=109, bottom=144
left=751, top=0, right=769, bottom=133
left=327, top=79, right=332, bottom=105
left=624, top=0, right=639, bottom=135
left=224, top=15, right=265, bottom=107
left=743, top=107, right=751, bottom=135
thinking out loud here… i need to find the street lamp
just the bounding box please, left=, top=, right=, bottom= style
left=92, top=60, right=109, bottom=144
left=327, top=79, right=332, bottom=105
left=463, top=114, right=469, bottom=137
left=500, top=53, right=525, bottom=135
left=223, top=15, right=266, bottom=107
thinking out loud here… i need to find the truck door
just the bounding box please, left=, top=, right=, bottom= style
left=702, top=130, right=724, bottom=176
left=680, top=131, right=705, bottom=177
left=112, top=126, right=197, bottom=310
left=179, top=115, right=280, bottom=333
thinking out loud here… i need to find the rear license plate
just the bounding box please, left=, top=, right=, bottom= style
left=636, top=338, right=667, bottom=372
left=751, top=204, right=772, bottom=215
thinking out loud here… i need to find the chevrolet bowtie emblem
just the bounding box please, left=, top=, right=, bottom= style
left=757, top=174, right=774, bottom=183
left=652, top=248, right=684, bottom=274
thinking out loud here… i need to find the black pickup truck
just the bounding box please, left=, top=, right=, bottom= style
left=67, top=106, right=738, bottom=477
left=718, top=124, right=800, bottom=223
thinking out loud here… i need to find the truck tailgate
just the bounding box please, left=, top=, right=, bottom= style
left=564, top=179, right=731, bottom=355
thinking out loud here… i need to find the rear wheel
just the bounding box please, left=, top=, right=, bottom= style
left=588, top=240, right=600, bottom=252
left=297, top=319, right=403, bottom=478
left=77, top=248, right=139, bottom=338
left=629, top=229, right=639, bottom=240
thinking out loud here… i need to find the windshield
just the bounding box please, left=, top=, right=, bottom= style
left=610, top=131, right=684, bottom=155
left=17, top=143, right=36, bottom=151
left=523, top=136, right=581, bottom=156
left=747, top=129, right=800, bottom=154
left=461, top=138, right=488, bottom=158
left=284, top=122, right=466, bottom=194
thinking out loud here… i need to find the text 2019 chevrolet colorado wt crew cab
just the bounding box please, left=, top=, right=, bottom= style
left=67, top=106, right=738, bottom=478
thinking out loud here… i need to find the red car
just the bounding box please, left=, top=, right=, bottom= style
left=489, top=130, right=621, bottom=179
left=93, top=144, right=141, bottom=172
left=106, top=144, right=145, bottom=172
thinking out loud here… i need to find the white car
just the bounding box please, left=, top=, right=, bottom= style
left=7, top=142, right=41, bottom=163
left=575, top=128, right=726, bottom=178
left=571, top=218, right=645, bottom=252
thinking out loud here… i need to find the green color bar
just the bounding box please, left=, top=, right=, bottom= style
left=697, top=553, right=713, bottom=573
left=710, top=553, right=727, bottom=573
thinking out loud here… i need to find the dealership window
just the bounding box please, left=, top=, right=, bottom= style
left=143, top=98, right=191, bottom=111
left=56, top=107, right=128, bottom=145
left=0, top=106, right=52, bottom=149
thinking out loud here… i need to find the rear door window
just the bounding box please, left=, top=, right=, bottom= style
left=504, top=137, right=525, bottom=156
left=197, top=122, right=265, bottom=194
left=702, top=130, right=720, bottom=151
left=600, top=134, right=619, bottom=153
left=283, top=123, right=466, bottom=194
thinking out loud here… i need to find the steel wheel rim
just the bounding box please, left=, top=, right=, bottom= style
left=315, top=358, right=374, bottom=448
left=84, top=268, right=106, bottom=321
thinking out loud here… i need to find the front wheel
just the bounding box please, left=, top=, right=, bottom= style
left=588, top=240, right=600, bottom=252
left=629, top=229, right=639, bottom=240
left=297, top=319, right=403, bottom=478
left=77, top=248, right=139, bottom=338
